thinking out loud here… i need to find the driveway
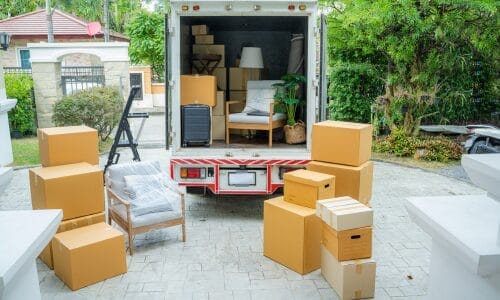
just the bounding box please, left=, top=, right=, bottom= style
left=0, top=148, right=484, bottom=299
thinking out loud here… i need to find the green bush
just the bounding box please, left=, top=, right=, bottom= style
left=5, top=74, right=34, bottom=134
left=373, top=128, right=462, bottom=162
left=328, top=63, right=384, bottom=124
left=53, top=87, right=123, bottom=141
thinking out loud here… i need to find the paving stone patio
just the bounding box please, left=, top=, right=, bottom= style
left=0, top=149, right=485, bottom=299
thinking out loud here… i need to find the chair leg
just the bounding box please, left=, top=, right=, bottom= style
left=128, top=232, right=134, bottom=255
left=269, top=128, right=273, bottom=147
left=226, top=128, right=230, bottom=144
left=182, top=222, right=186, bottom=242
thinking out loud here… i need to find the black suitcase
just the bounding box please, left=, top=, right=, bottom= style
left=181, top=105, right=211, bottom=147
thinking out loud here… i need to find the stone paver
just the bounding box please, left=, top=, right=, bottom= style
left=0, top=148, right=485, bottom=299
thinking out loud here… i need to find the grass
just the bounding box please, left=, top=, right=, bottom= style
left=11, top=136, right=114, bottom=167
left=372, top=151, right=460, bottom=170
left=11, top=137, right=39, bottom=166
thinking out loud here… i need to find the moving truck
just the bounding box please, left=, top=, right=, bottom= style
left=166, top=0, right=327, bottom=194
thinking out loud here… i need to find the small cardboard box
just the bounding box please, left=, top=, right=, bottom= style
left=321, top=245, right=376, bottom=300
left=213, top=91, right=225, bottom=116
left=38, top=126, right=99, bottom=167
left=229, top=67, right=263, bottom=90
left=264, top=197, right=322, bottom=274
left=317, top=197, right=373, bottom=231
left=322, top=222, right=372, bottom=261
left=212, top=115, right=226, bottom=141
left=52, top=222, right=127, bottom=290
left=193, top=44, right=225, bottom=67
left=284, top=169, right=335, bottom=209
left=192, top=67, right=227, bottom=90
left=195, top=34, right=214, bottom=44
left=311, top=121, right=372, bottom=166
left=39, top=212, right=106, bottom=269
left=181, top=75, right=217, bottom=106
left=29, top=163, right=104, bottom=220
left=191, top=24, right=209, bottom=35
left=307, top=160, right=373, bottom=205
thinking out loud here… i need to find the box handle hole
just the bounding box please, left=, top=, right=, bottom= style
left=351, top=235, right=361, bottom=239
left=325, top=184, right=330, bottom=188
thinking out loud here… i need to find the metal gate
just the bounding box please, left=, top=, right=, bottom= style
left=61, top=66, right=105, bottom=95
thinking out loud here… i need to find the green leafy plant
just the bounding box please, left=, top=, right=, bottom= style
left=53, top=87, right=123, bottom=141
left=5, top=74, right=35, bottom=135
left=273, top=74, right=306, bottom=126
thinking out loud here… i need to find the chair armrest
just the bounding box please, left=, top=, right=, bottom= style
left=106, top=187, right=131, bottom=207
left=226, top=100, right=245, bottom=115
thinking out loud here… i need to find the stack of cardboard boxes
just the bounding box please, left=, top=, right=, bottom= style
left=30, top=126, right=127, bottom=290
left=263, top=169, right=335, bottom=274
left=189, top=24, right=226, bottom=141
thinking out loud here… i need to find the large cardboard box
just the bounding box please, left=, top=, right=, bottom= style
left=212, top=115, right=226, bottom=141
left=321, top=245, right=376, bottom=300
left=195, top=34, right=214, bottom=44
left=213, top=91, right=225, bottom=116
left=181, top=75, right=217, bottom=106
left=39, top=212, right=106, bottom=269
left=191, top=25, right=209, bottom=35
left=192, top=67, right=227, bottom=90
left=317, top=197, right=373, bottom=231
left=284, top=169, right=335, bottom=209
left=307, top=160, right=373, bottom=205
left=38, top=126, right=99, bottom=167
left=264, top=197, right=322, bottom=274
left=322, top=222, right=372, bottom=261
left=29, top=162, right=104, bottom=220
left=229, top=68, right=263, bottom=90
left=311, top=121, right=372, bottom=166
left=192, top=44, right=225, bottom=67
left=52, top=222, right=127, bottom=290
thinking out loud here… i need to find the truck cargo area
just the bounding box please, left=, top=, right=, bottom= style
left=179, top=16, right=309, bottom=150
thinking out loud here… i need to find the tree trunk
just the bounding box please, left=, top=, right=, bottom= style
left=46, top=0, right=54, bottom=43
left=104, top=0, right=110, bottom=42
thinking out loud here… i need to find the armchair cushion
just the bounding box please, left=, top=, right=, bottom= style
left=243, top=88, right=276, bottom=114
left=124, top=174, right=175, bottom=216
left=228, top=112, right=286, bottom=124
left=111, top=205, right=182, bottom=228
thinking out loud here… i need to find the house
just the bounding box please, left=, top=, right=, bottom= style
left=0, top=9, right=128, bottom=69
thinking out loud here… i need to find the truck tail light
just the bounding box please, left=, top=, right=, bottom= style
left=193, top=5, right=200, bottom=11
left=180, top=167, right=206, bottom=179
left=299, top=5, right=307, bottom=10
left=181, top=5, right=189, bottom=11
left=288, top=5, right=295, bottom=10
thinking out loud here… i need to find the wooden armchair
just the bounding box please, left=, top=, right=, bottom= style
left=105, top=161, right=186, bottom=255
left=225, top=80, right=286, bottom=147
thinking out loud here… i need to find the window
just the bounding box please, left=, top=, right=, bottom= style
left=130, top=73, right=144, bottom=100
left=19, top=49, right=31, bottom=69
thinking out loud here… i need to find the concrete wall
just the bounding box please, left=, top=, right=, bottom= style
left=31, top=62, right=63, bottom=128
left=129, top=65, right=166, bottom=109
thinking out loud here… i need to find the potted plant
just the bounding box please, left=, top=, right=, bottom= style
left=273, top=73, right=306, bottom=144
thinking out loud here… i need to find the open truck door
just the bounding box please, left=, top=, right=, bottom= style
left=318, top=13, right=328, bottom=121
left=165, top=14, right=172, bottom=149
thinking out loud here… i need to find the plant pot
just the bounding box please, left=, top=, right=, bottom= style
left=10, top=130, right=23, bottom=139
left=284, top=121, right=306, bottom=144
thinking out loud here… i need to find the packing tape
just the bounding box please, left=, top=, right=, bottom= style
left=355, top=260, right=363, bottom=274
left=354, top=289, right=362, bottom=299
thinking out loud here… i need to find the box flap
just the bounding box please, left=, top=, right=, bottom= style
left=284, top=169, right=334, bottom=187
left=314, top=120, right=371, bottom=131
left=308, top=160, right=367, bottom=171
left=39, top=125, right=96, bottom=136
left=54, top=223, right=123, bottom=250
left=265, top=197, right=315, bottom=217
left=31, top=163, right=101, bottom=179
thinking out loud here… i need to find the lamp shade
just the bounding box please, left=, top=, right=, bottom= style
left=239, top=47, right=264, bottom=68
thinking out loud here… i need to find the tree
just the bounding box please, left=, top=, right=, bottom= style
left=0, top=0, right=43, bottom=19
left=326, top=0, right=498, bottom=135
left=126, top=10, right=165, bottom=81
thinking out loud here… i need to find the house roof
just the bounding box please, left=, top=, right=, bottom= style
left=0, top=9, right=128, bottom=41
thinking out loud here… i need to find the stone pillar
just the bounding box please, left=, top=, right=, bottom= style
left=31, top=62, right=63, bottom=128
left=103, top=61, right=130, bottom=101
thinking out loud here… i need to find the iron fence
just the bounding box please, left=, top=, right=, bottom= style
left=61, top=66, right=105, bottom=95
left=3, top=67, right=32, bottom=75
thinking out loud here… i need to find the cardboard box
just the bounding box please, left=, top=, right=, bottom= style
left=307, top=160, right=373, bottom=205
left=192, top=44, right=225, bottom=67
left=284, top=169, right=335, bottom=209
left=321, top=245, right=376, bottom=300
left=52, top=222, right=127, bottom=290
left=29, top=162, right=104, bottom=220
left=192, top=67, right=227, bottom=90
left=181, top=75, right=217, bottom=106
left=311, top=121, right=372, bottom=166
left=38, top=126, right=99, bottom=167
left=39, top=212, right=106, bottom=269
left=192, top=25, right=209, bottom=35
left=229, top=68, right=263, bottom=90
left=228, top=91, right=246, bottom=113
left=213, top=91, right=226, bottom=116
left=264, top=197, right=322, bottom=274
left=195, top=34, right=214, bottom=44
left=212, top=115, right=226, bottom=141
left=322, top=222, right=372, bottom=261
left=317, top=197, right=373, bottom=231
